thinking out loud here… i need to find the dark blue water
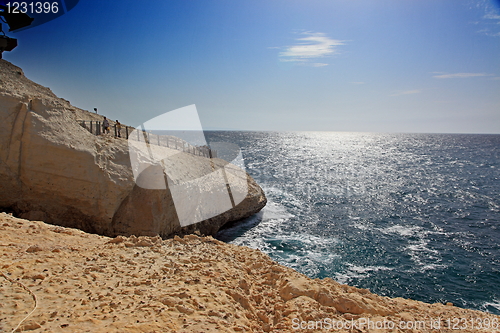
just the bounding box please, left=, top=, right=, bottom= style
left=209, top=132, right=500, bottom=315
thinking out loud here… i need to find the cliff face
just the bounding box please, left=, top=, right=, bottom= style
left=0, top=60, right=266, bottom=237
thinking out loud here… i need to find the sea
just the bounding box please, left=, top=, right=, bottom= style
left=206, top=131, right=500, bottom=315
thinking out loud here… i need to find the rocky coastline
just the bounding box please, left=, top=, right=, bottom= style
left=0, top=59, right=266, bottom=238
left=1, top=213, right=499, bottom=332
left=1, top=60, right=499, bottom=332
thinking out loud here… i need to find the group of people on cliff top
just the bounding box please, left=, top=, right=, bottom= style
left=98, top=115, right=122, bottom=139
left=94, top=108, right=123, bottom=138
left=102, top=117, right=123, bottom=137
left=94, top=108, right=122, bottom=138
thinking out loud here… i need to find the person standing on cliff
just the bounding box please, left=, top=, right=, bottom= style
left=115, top=120, right=122, bottom=138
left=102, top=116, right=110, bottom=134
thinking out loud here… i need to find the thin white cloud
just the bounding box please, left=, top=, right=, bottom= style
left=484, top=12, right=500, bottom=20
left=279, top=32, right=345, bottom=66
left=433, top=72, right=493, bottom=79
left=477, top=28, right=500, bottom=36
left=477, top=4, right=500, bottom=36
left=390, top=89, right=421, bottom=97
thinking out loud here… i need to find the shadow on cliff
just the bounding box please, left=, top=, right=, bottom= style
left=214, top=210, right=264, bottom=243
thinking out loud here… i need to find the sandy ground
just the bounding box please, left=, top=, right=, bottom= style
left=1, top=212, right=499, bottom=333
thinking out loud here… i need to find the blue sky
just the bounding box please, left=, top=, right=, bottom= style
left=4, top=0, right=500, bottom=133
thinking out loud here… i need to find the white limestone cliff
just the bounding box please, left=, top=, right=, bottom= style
left=0, top=59, right=266, bottom=237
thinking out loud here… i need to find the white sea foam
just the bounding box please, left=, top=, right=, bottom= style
left=419, top=263, right=447, bottom=271
left=277, top=233, right=340, bottom=247
left=407, top=241, right=439, bottom=255
left=335, top=264, right=394, bottom=284
left=482, top=300, right=500, bottom=313
left=261, top=200, right=295, bottom=221
left=334, top=272, right=365, bottom=284
left=351, top=222, right=371, bottom=230
left=223, top=199, right=294, bottom=251
left=307, top=251, right=341, bottom=262
left=405, top=238, right=448, bottom=272
left=217, top=201, right=281, bottom=239
left=382, top=224, right=421, bottom=236
left=347, top=264, right=394, bottom=274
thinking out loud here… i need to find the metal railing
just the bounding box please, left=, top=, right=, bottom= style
left=78, top=120, right=217, bottom=158
left=79, top=120, right=103, bottom=136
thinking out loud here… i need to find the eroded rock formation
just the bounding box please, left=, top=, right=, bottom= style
left=0, top=60, right=266, bottom=237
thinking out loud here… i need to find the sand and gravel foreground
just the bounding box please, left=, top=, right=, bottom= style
left=1, top=212, right=499, bottom=332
